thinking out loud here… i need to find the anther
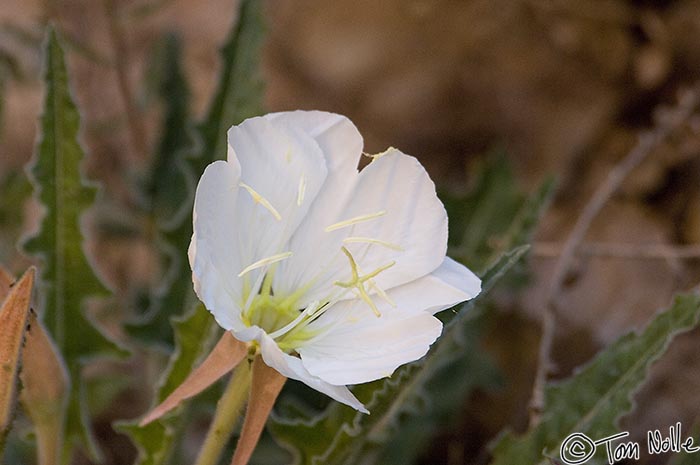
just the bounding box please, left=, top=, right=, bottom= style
left=361, top=260, right=396, bottom=281
left=239, top=182, right=282, bottom=221
left=356, top=285, right=381, bottom=317
left=369, top=280, right=396, bottom=307
left=325, top=211, right=387, bottom=232
left=268, top=301, right=320, bottom=339
left=343, top=236, right=403, bottom=251
left=297, top=175, right=306, bottom=206
left=238, top=251, right=293, bottom=277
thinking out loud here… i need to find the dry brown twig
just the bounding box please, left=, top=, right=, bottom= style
left=528, top=84, right=700, bottom=426
left=532, top=242, right=700, bottom=260
left=104, top=0, right=149, bottom=161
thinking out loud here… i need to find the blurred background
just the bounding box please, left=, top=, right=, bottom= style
left=2, top=0, right=700, bottom=464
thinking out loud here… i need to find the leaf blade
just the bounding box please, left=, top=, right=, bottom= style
left=116, top=305, right=219, bottom=465
left=119, top=2, right=266, bottom=460
left=489, top=293, right=700, bottom=465
left=23, top=28, right=126, bottom=462
left=126, top=34, right=197, bottom=346
left=191, top=0, right=265, bottom=176
left=129, top=0, right=266, bottom=345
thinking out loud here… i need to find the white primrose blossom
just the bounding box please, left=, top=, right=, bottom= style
left=189, top=111, right=481, bottom=413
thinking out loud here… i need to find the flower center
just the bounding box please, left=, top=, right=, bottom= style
left=241, top=272, right=320, bottom=353
left=237, top=212, right=400, bottom=352
left=243, top=292, right=300, bottom=335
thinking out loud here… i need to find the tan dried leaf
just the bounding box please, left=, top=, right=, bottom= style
left=140, top=332, right=247, bottom=425
left=20, top=311, right=69, bottom=465
left=0, top=267, right=14, bottom=301
left=230, top=356, right=286, bottom=465
left=0, top=268, right=35, bottom=439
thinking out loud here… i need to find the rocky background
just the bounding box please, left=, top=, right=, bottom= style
left=1, top=0, right=700, bottom=464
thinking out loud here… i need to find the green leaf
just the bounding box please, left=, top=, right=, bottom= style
left=157, top=306, right=220, bottom=401
left=190, top=0, right=265, bottom=177
left=479, top=175, right=555, bottom=291
left=129, top=0, right=266, bottom=346
left=146, top=35, right=195, bottom=230
left=0, top=170, right=33, bottom=265
left=493, top=176, right=555, bottom=265
left=670, top=452, right=699, bottom=465
left=371, top=247, right=530, bottom=465
left=117, top=422, right=172, bottom=465
left=22, top=28, right=127, bottom=463
left=443, top=153, right=549, bottom=272
left=269, top=246, right=529, bottom=465
left=489, top=292, right=700, bottom=465
left=443, top=153, right=521, bottom=267
left=127, top=34, right=197, bottom=346
left=117, top=305, right=219, bottom=465
left=120, top=1, right=265, bottom=460
left=0, top=71, right=4, bottom=142
left=667, top=424, right=700, bottom=465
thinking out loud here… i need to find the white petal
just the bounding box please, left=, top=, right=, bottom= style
left=233, top=326, right=368, bottom=413
left=276, top=149, right=448, bottom=307
left=227, top=116, right=328, bottom=292
left=426, top=257, right=481, bottom=313
left=265, top=111, right=363, bottom=173
left=338, top=150, right=448, bottom=290
left=190, top=160, right=246, bottom=331
left=297, top=257, right=481, bottom=385
left=298, top=300, right=442, bottom=386
left=270, top=112, right=364, bottom=303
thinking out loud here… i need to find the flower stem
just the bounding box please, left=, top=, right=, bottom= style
left=194, top=360, right=252, bottom=465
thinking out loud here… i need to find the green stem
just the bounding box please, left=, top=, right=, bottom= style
left=194, top=360, right=252, bottom=465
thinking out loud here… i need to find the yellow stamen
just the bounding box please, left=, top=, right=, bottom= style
left=268, top=301, right=320, bottom=339
left=333, top=247, right=395, bottom=317
left=297, top=175, right=306, bottom=206
left=325, top=211, right=387, bottom=232
left=239, top=182, right=282, bottom=221
left=238, top=252, right=293, bottom=277
left=369, top=279, right=396, bottom=307
left=334, top=247, right=360, bottom=285
left=356, top=284, right=381, bottom=317
left=343, top=236, right=403, bottom=251
left=361, top=260, right=396, bottom=281
left=285, top=149, right=292, bottom=163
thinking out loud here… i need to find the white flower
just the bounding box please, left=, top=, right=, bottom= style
left=189, top=111, right=481, bottom=413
